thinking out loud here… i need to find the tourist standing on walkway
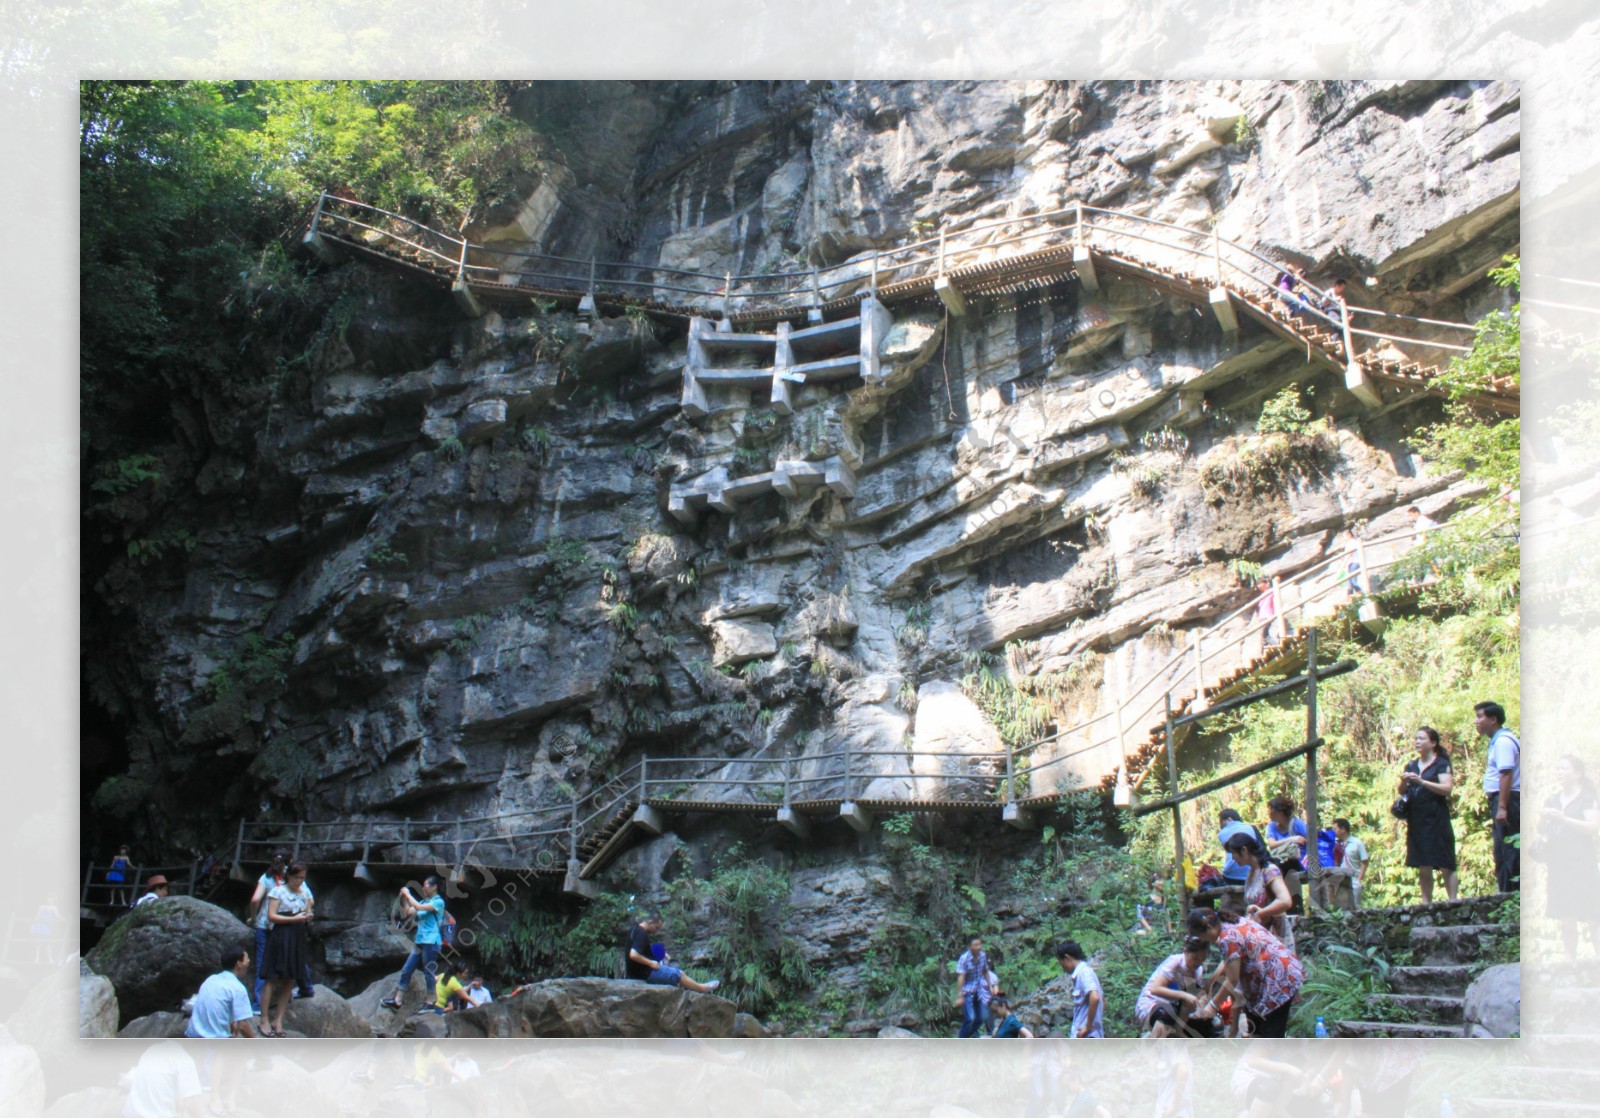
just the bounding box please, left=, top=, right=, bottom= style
left=1187, top=909, right=1303, bottom=1038
left=955, top=936, right=996, bottom=1037
left=247, top=849, right=288, bottom=1013
left=107, top=845, right=133, bottom=907
left=1400, top=727, right=1459, bottom=903
left=382, top=875, right=448, bottom=1010
left=1254, top=579, right=1279, bottom=655
left=1054, top=940, right=1104, bottom=1038
left=259, top=863, right=313, bottom=1037
left=1477, top=701, right=1521, bottom=892
left=1538, top=754, right=1600, bottom=959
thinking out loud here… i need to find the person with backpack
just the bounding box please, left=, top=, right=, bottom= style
left=622, top=914, right=721, bottom=993
left=381, top=875, right=447, bottom=1010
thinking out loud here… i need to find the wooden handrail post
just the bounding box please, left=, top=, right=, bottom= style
left=1355, top=540, right=1369, bottom=595
left=870, top=250, right=880, bottom=296
left=1005, top=739, right=1016, bottom=805
left=639, top=757, right=649, bottom=801
left=1191, top=631, right=1205, bottom=698
left=784, top=756, right=794, bottom=806
left=80, top=860, right=94, bottom=906
left=722, top=272, right=733, bottom=321
left=1165, top=691, right=1189, bottom=913
left=938, top=224, right=947, bottom=276
left=588, top=255, right=597, bottom=296
left=843, top=739, right=853, bottom=802
left=1075, top=201, right=1085, bottom=247
left=457, top=235, right=469, bottom=284
left=568, top=796, right=579, bottom=862
left=1213, top=228, right=1223, bottom=285
left=1340, top=298, right=1357, bottom=359
left=293, top=821, right=304, bottom=863
left=233, top=818, right=246, bottom=871
left=312, top=189, right=328, bottom=231
left=1303, top=627, right=1321, bottom=898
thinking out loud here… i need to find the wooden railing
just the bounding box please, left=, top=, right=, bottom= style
left=307, top=192, right=1512, bottom=405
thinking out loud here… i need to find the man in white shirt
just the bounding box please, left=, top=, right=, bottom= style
left=184, top=946, right=255, bottom=1113
left=1054, top=940, right=1104, bottom=1038
left=122, top=1040, right=202, bottom=1118
left=185, top=947, right=257, bottom=1039
left=132, top=874, right=170, bottom=908
left=1476, top=700, right=1521, bottom=893
left=1334, top=818, right=1369, bottom=909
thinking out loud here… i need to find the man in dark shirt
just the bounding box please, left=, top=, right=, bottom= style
left=623, top=915, right=721, bottom=993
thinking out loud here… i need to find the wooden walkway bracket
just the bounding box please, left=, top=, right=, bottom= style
left=777, top=805, right=811, bottom=838
left=934, top=275, right=967, bottom=317
left=839, top=801, right=873, bottom=834
left=1209, top=287, right=1239, bottom=333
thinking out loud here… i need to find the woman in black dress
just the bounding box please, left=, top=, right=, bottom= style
left=1539, top=754, right=1600, bottom=959
left=1399, top=726, right=1458, bottom=903
left=261, top=862, right=313, bottom=1037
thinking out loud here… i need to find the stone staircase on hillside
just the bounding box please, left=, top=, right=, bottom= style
left=1333, top=896, right=1516, bottom=1039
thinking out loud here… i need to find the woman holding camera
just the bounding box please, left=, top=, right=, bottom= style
left=1400, top=726, right=1458, bottom=903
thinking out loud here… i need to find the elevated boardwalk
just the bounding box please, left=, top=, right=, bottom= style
left=218, top=516, right=1490, bottom=891
left=303, top=193, right=1517, bottom=419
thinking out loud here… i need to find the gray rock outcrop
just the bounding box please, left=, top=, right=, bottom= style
left=83, top=897, right=253, bottom=1026
left=78, top=973, right=118, bottom=1039
left=441, top=977, right=737, bottom=1038
left=1462, top=962, right=1520, bottom=1038
left=283, top=982, right=374, bottom=1038
left=117, top=1010, right=189, bottom=1039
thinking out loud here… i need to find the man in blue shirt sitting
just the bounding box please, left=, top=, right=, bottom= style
left=1218, top=809, right=1262, bottom=887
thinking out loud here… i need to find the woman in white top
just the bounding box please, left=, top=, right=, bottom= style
left=260, top=863, right=314, bottom=1037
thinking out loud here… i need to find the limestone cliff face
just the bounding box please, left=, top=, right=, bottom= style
left=85, top=80, right=1517, bottom=980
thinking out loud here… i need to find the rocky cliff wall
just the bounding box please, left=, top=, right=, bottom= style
left=83, top=80, right=1518, bottom=985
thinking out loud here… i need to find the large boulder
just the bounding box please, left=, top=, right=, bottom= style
left=0, top=1039, right=45, bottom=1117
left=349, top=970, right=436, bottom=1037
left=282, top=983, right=373, bottom=1038
left=79, top=973, right=119, bottom=1038
left=84, top=897, right=253, bottom=1026
left=441, top=977, right=736, bottom=1038
left=118, top=1011, right=188, bottom=1039
left=1462, top=963, right=1520, bottom=1038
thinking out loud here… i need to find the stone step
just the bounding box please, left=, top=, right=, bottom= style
left=1463, top=1098, right=1600, bottom=1118
left=1332, top=1019, right=1460, bottom=1039
left=1364, top=992, right=1463, bottom=1023
left=1408, top=923, right=1513, bottom=965
left=1507, top=1067, right=1600, bottom=1092
left=1389, top=964, right=1477, bottom=995
left=1515, top=1035, right=1600, bottom=1063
